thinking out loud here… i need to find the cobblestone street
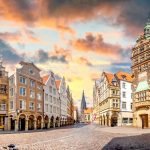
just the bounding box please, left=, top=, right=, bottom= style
left=0, top=124, right=150, bottom=150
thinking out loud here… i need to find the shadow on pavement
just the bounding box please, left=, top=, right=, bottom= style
left=102, top=133, right=150, bottom=150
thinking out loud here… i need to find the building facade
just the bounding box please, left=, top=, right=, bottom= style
left=131, top=20, right=150, bottom=128
left=56, top=77, right=67, bottom=126
left=83, top=108, right=93, bottom=123
left=42, top=72, right=60, bottom=128
left=0, top=57, right=8, bottom=130
left=8, top=61, right=44, bottom=131
left=115, top=72, right=133, bottom=126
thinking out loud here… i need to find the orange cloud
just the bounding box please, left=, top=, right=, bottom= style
left=76, top=57, right=92, bottom=66
left=71, top=33, right=121, bottom=57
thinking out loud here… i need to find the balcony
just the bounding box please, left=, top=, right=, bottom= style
left=135, top=100, right=150, bottom=108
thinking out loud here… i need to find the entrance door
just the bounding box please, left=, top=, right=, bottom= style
left=141, top=114, right=148, bottom=128
left=111, top=117, right=118, bottom=127
left=19, top=118, right=25, bottom=131
left=10, top=118, right=15, bottom=130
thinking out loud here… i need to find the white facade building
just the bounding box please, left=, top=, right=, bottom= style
left=56, top=77, right=67, bottom=125
left=115, top=72, right=133, bottom=126
left=43, top=72, right=61, bottom=128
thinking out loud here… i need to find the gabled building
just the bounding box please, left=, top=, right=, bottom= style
left=8, top=61, right=44, bottom=131
left=131, top=19, right=150, bottom=128
left=115, top=71, right=133, bottom=126
left=0, top=57, right=8, bottom=130
left=42, top=72, right=60, bottom=128
left=83, top=108, right=93, bottom=123
left=55, top=77, right=67, bottom=126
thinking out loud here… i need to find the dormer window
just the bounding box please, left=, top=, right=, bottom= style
left=122, top=75, right=126, bottom=80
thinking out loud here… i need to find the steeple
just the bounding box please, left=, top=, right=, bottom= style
left=81, top=90, right=86, bottom=113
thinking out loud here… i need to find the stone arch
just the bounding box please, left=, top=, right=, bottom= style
left=55, top=116, right=60, bottom=127
left=44, top=115, right=49, bottom=129
left=50, top=116, right=54, bottom=128
left=36, top=115, right=43, bottom=129
left=111, top=112, right=118, bottom=127
left=28, top=115, right=35, bottom=130
left=18, top=114, right=27, bottom=131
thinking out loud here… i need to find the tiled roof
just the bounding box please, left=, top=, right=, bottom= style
left=84, top=108, right=93, bottom=114
left=55, top=80, right=61, bottom=90
left=115, top=71, right=133, bottom=82
left=42, top=75, right=49, bottom=84
left=104, top=72, right=114, bottom=85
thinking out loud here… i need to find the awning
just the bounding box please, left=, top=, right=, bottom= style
left=136, top=81, right=150, bottom=92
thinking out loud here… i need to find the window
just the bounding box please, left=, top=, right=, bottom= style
left=57, top=99, right=59, bottom=105
left=29, top=68, right=34, bottom=75
left=53, top=106, right=56, bottom=113
left=51, top=79, right=54, bottom=85
left=20, top=76, right=26, bottom=84
left=50, top=105, right=52, bottom=113
left=0, top=85, right=7, bottom=94
left=112, top=99, right=119, bottom=108
left=49, top=95, right=52, bottom=103
left=29, top=102, right=34, bottom=110
left=57, top=107, right=59, bottom=114
left=45, top=94, right=48, bottom=101
left=37, top=84, right=42, bottom=90
left=131, top=103, right=132, bottom=110
left=129, top=118, right=133, bottom=123
left=10, top=78, right=14, bottom=85
left=37, top=93, right=42, bottom=100
left=122, top=102, right=126, bottom=109
left=10, top=101, right=13, bottom=110
left=30, top=80, right=35, bottom=87
left=37, top=103, right=41, bottom=111
left=122, top=118, right=128, bottom=124
left=20, top=100, right=26, bottom=110
left=45, top=104, right=48, bottom=112
left=10, top=88, right=14, bottom=96
left=53, top=88, right=56, bottom=95
left=49, top=86, right=52, bottom=93
left=19, top=87, right=26, bottom=96
left=122, top=82, right=126, bottom=89
left=30, top=90, right=35, bottom=99
left=122, top=92, right=126, bottom=98
left=53, top=97, right=56, bottom=104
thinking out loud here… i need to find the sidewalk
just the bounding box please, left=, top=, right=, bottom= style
left=93, top=124, right=150, bottom=135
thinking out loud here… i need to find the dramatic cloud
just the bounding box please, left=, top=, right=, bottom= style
left=76, top=57, right=92, bottom=66
left=0, top=0, right=149, bottom=36
left=71, top=33, right=121, bottom=57
left=0, top=39, right=23, bottom=64
left=34, top=48, right=71, bottom=64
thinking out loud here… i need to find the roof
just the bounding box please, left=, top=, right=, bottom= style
left=42, top=75, right=49, bottom=84
left=19, top=61, right=41, bottom=71
left=136, top=81, right=150, bottom=92
left=115, top=71, right=133, bottom=82
left=104, top=72, right=114, bottom=86
left=55, top=80, right=61, bottom=90
left=84, top=108, right=93, bottom=114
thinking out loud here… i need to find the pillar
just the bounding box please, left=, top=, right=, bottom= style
left=15, top=119, right=18, bottom=131
left=7, top=117, right=11, bottom=131
left=41, top=121, right=44, bottom=129
left=48, top=119, right=50, bottom=129
left=53, top=121, right=55, bottom=128
left=25, top=119, right=28, bottom=131
left=34, top=119, right=37, bottom=130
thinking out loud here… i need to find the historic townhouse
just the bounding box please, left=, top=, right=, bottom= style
left=99, top=72, right=120, bottom=126
left=42, top=72, right=60, bottom=128
left=8, top=61, right=44, bottom=131
left=115, top=71, right=133, bottom=126
left=66, top=86, right=74, bottom=125
left=131, top=20, right=150, bottom=128
left=55, top=77, right=67, bottom=126
left=93, top=81, right=100, bottom=124
left=0, top=57, right=8, bottom=130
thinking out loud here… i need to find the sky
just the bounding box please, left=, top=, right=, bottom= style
left=0, top=0, right=149, bottom=107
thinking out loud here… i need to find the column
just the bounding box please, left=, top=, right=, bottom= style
left=34, top=119, right=37, bottom=130
left=7, top=117, right=11, bottom=131
left=4, top=117, right=8, bottom=131
left=25, top=119, right=28, bottom=131
left=15, top=119, right=18, bottom=131
left=48, top=119, right=50, bottom=129
left=53, top=121, right=55, bottom=128
left=41, top=121, right=44, bottom=129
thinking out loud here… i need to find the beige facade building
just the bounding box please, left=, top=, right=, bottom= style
left=131, top=20, right=150, bottom=128
left=0, top=57, right=8, bottom=130
left=93, top=71, right=133, bottom=126
left=8, top=61, right=44, bottom=131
